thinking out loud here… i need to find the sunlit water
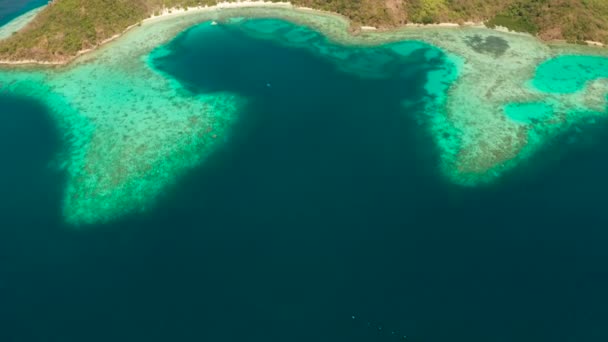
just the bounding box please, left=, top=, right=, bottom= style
left=1, top=18, right=608, bottom=342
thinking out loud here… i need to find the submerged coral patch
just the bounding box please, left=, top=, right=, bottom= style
left=463, top=35, right=510, bottom=57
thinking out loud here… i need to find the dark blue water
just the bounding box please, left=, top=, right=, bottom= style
left=0, top=0, right=46, bottom=27
left=1, top=19, right=608, bottom=342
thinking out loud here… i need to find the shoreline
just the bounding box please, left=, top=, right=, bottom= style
left=144, top=0, right=293, bottom=23
left=1, top=0, right=606, bottom=67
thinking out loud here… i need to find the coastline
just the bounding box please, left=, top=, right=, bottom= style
left=1, top=0, right=605, bottom=67
left=144, top=0, right=293, bottom=23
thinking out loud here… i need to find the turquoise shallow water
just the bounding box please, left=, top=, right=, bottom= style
left=504, top=102, right=554, bottom=124
left=503, top=54, right=608, bottom=144
left=532, top=55, right=608, bottom=93
left=1, top=17, right=608, bottom=342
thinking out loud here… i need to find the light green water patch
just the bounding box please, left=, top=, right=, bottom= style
left=532, top=55, right=608, bottom=94
left=504, top=102, right=554, bottom=124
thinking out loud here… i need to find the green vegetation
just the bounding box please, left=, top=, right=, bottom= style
left=1, top=0, right=608, bottom=62
left=486, top=15, right=538, bottom=34
left=407, top=0, right=449, bottom=24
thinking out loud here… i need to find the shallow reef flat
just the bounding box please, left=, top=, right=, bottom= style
left=1, top=5, right=608, bottom=225
left=0, top=10, right=246, bottom=225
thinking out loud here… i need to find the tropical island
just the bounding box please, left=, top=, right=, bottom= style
left=1, top=0, right=607, bottom=63
left=1, top=0, right=607, bottom=225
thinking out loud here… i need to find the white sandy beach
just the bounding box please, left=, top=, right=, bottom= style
left=145, top=0, right=293, bottom=23
left=586, top=40, right=605, bottom=47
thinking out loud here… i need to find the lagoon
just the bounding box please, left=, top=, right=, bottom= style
left=1, top=5, right=608, bottom=342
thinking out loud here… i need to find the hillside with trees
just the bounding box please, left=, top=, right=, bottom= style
left=1, top=0, right=607, bottom=63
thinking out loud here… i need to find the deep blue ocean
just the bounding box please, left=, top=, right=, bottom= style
left=1, top=9, right=608, bottom=342
left=0, top=0, right=47, bottom=27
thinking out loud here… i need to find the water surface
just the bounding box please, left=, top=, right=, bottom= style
left=1, top=18, right=607, bottom=342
